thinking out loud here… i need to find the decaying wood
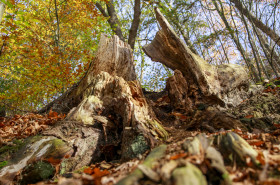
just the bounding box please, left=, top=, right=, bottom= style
left=143, top=8, right=251, bottom=110
left=166, top=70, right=196, bottom=113
left=38, top=34, right=168, bottom=171
left=39, top=34, right=137, bottom=114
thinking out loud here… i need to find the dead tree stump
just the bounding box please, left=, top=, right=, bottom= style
left=40, top=34, right=168, bottom=171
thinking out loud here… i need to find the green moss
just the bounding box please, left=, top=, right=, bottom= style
left=73, top=166, right=89, bottom=174
left=130, top=134, right=150, bottom=157
left=52, top=139, right=64, bottom=148
left=42, top=139, right=71, bottom=159
left=59, top=161, right=66, bottom=175
left=0, top=139, right=24, bottom=162
left=0, top=161, right=8, bottom=169
left=20, top=161, right=55, bottom=184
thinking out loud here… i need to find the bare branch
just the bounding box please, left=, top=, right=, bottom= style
left=95, top=2, right=108, bottom=17
left=128, top=0, right=141, bottom=50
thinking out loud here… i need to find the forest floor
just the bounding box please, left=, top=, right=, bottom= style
left=0, top=83, right=280, bottom=185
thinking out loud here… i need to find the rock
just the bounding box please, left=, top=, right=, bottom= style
left=205, top=147, right=232, bottom=185
left=172, top=163, right=207, bottom=185
left=183, top=133, right=210, bottom=155
left=228, top=91, right=280, bottom=131
left=248, top=85, right=264, bottom=97
left=116, top=145, right=167, bottom=185
left=214, top=132, right=259, bottom=165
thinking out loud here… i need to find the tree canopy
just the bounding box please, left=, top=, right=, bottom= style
left=0, top=0, right=106, bottom=112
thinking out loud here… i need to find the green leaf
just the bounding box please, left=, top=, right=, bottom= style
left=5, top=15, right=12, bottom=19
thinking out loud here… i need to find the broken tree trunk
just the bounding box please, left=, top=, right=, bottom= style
left=43, top=34, right=168, bottom=170
left=143, top=8, right=251, bottom=111
left=0, top=34, right=168, bottom=182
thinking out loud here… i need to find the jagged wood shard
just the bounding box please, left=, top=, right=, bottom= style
left=143, top=8, right=250, bottom=109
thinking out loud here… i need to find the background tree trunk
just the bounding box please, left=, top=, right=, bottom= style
left=0, top=2, right=5, bottom=23
left=212, top=0, right=260, bottom=82
left=230, top=0, right=280, bottom=47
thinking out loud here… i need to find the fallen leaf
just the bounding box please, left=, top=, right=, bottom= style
left=84, top=167, right=94, bottom=175
left=245, top=115, right=254, bottom=119
left=170, top=153, right=187, bottom=160
left=46, top=157, right=62, bottom=165
left=92, top=168, right=110, bottom=185
left=248, top=140, right=265, bottom=147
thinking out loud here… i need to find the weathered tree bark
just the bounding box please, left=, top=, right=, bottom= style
left=143, top=8, right=251, bottom=111
left=127, top=0, right=141, bottom=50
left=158, top=3, right=199, bottom=55
left=49, top=34, right=167, bottom=167
left=239, top=8, right=267, bottom=79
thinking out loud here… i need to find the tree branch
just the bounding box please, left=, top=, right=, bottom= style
left=54, top=0, right=60, bottom=48
left=230, top=0, right=280, bottom=47
left=128, top=0, right=141, bottom=50
left=95, top=2, right=108, bottom=17
left=105, top=0, right=125, bottom=42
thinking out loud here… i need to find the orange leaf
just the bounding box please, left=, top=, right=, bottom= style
left=92, top=167, right=109, bottom=178
left=170, top=153, right=187, bottom=160
left=92, top=168, right=110, bottom=185
left=272, top=129, right=280, bottom=136
left=274, top=124, right=280, bottom=129
left=170, top=112, right=189, bottom=120
left=245, top=115, right=254, bottom=119
left=261, top=179, right=280, bottom=185
left=46, top=157, right=62, bottom=165
left=48, top=109, right=59, bottom=118
left=248, top=140, right=264, bottom=147
left=256, top=153, right=265, bottom=165
left=64, top=154, right=71, bottom=159
left=84, top=167, right=94, bottom=175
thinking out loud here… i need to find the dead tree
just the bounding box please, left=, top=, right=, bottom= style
left=143, top=8, right=252, bottom=113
